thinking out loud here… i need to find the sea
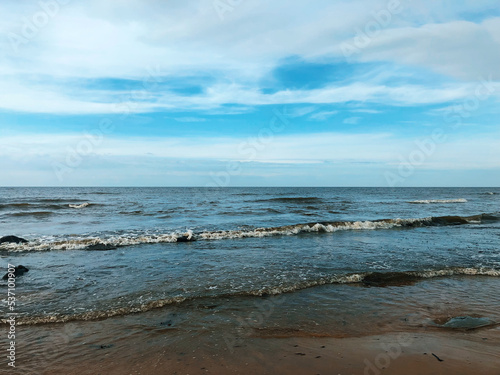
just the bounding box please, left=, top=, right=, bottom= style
left=1, top=187, right=500, bottom=369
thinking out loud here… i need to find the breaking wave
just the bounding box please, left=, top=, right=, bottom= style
left=1, top=213, right=498, bottom=252
left=408, top=199, right=468, bottom=204
left=69, top=202, right=91, bottom=209
left=5, top=267, right=499, bottom=326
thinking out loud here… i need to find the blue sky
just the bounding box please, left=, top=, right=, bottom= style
left=0, top=0, right=499, bottom=186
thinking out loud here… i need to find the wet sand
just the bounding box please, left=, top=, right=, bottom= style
left=17, top=323, right=500, bottom=375
left=120, top=331, right=500, bottom=375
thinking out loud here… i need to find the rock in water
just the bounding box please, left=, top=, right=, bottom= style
left=86, top=243, right=117, bottom=251
left=0, top=235, right=28, bottom=244
left=176, top=233, right=195, bottom=242
left=3, top=265, right=29, bottom=280
left=441, top=316, right=494, bottom=330
left=363, top=272, right=420, bottom=287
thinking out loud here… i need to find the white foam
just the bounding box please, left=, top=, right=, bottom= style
left=69, top=202, right=91, bottom=209
left=408, top=199, right=468, bottom=204
left=0, top=232, right=185, bottom=252
left=415, top=267, right=500, bottom=278
left=198, top=218, right=429, bottom=241
left=2, top=213, right=494, bottom=252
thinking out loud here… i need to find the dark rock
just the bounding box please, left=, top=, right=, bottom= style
left=198, top=304, right=218, bottom=309
left=431, top=216, right=469, bottom=225
left=3, top=265, right=29, bottom=280
left=176, top=235, right=195, bottom=242
left=0, top=235, right=28, bottom=244
left=363, top=272, right=420, bottom=287
left=86, top=243, right=117, bottom=251
left=436, top=316, right=496, bottom=330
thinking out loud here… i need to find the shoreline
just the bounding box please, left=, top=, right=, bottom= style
left=10, top=277, right=500, bottom=374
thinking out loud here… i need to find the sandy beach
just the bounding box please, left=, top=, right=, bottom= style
left=17, top=319, right=500, bottom=375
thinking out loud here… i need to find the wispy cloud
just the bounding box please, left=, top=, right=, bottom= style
left=343, top=117, right=361, bottom=124
left=174, top=117, right=207, bottom=122
left=2, top=131, right=499, bottom=165
left=350, top=109, right=383, bottom=114
left=309, top=110, right=339, bottom=121
left=0, top=80, right=486, bottom=114
left=2, top=130, right=500, bottom=186
left=288, top=106, right=317, bottom=118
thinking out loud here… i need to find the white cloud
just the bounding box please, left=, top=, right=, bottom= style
left=2, top=129, right=500, bottom=186
left=2, top=130, right=500, bottom=168
left=344, top=19, right=500, bottom=80
left=1, top=0, right=499, bottom=114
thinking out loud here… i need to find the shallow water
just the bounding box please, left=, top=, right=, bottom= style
left=13, top=276, right=500, bottom=375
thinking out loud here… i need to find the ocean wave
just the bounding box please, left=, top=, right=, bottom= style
left=0, top=201, right=91, bottom=213
left=6, top=296, right=188, bottom=326
left=69, top=202, right=91, bottom=209
left=254, top=197, right=323, bottom=204
left=5, top=267, right=499, bottom=326
left=0, top=203, right=31, bottom=209
left=408, top=199, right=468, bottom=204
left=40, top=199, right=85, bottom=203
left=10, top=211, right=55, bottom=218
left=119, top=210, right=145, bottom=216
left=198, top=213, right=497, bottom=240
left=0, top=203, right=67, bottom=211
left=0, top=230, right=195, bottom=251
left=1, top=213, right=497, bottom=252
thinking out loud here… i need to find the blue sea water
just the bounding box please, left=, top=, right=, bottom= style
left=0, top=187, right=499, bottom=324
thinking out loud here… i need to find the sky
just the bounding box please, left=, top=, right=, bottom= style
left=0, top=0, right=499, bottom=186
